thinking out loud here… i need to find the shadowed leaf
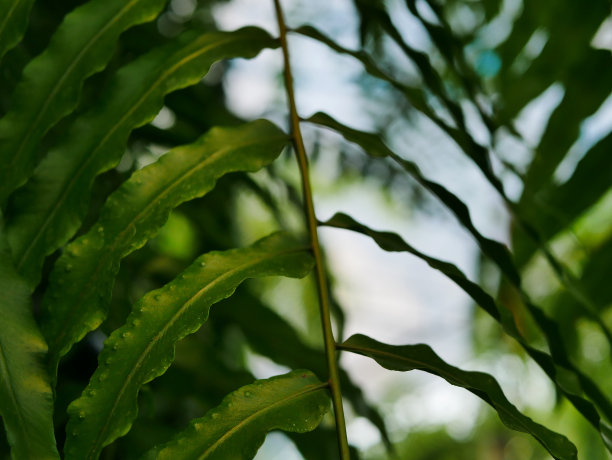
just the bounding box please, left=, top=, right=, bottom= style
left=0, top=0, right=168, bottom=205
left=0, top=0, right=35, bottom=62
left=41, top=120, right=288, bottom=375
left=64, top=232, right=314, bottom=460
left=142, top=370, right=329, bottom=460
left=6, top=26, right=278, bottom=286
left=322, top=212, right=612, bottom=452
left=0, top=219, right=58, bottom=460
left=340, top=333, right=578, bottom=460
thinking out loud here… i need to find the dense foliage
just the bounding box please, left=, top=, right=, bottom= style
left=0, top=0, right=610, bottom=458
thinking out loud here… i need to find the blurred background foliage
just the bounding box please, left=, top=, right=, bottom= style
left=1, top=0, right=611, bottom=458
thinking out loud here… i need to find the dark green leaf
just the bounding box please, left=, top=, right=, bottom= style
left=41, top=119, right=288, bottom=375
left=0, top=0, right=35, bottom=62
left=64, top=232, right=314, bottom=460
left=6, top=26, right=278, bottom=286
left=218, top=291, right=394, bottom=453
left=322, top=212, right=612, bottom=452
left=340, top=334, right=578, bottom=460
left=0, top=219, right=58, bottom=460
left=0, top=0, right=168, bottom=205
left=306, top=111, right=520, bottom=286
left=141, top=370, right=329, bottom=460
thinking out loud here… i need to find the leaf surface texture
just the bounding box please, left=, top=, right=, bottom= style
left=42, top=119, right=288, bottom=373
left=7, top=26, right=278, bottom=286
left=64, top=232, right=314, bottom=459
left=0, top=221, right=58, bottom=460
left=142, top=370, right=329, bottom=460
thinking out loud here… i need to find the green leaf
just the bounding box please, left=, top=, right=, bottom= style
left=6, top=26, right=278, bottom=286
left=339, top=334, right=578, bottom=460
left=514, top=131, right=612, bottom=267
left=41, top=119, right=288, bottom=374
left=0, top=0, right=168, bottom=205
left=0, top=0, right=35, bottom=62
left=63, top=233, right=314, bottom=460
left=288, top=428, right=361, bottom=460
left=308, top=113, right=612, bottom=376
left=141, top=370, right=329, bottom=460
left=522, top=50, right=612, bottom=197
left=322, top=212, right=612, bottom=452
left=0, top=219, right=58, bottom=460
left=218, top=291, right=394, bottom=453
left=306, top=111, right=521, bottom=286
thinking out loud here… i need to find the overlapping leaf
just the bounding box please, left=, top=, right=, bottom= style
left=0, top=219, right=58, bottom=460
left=41, top=119, right=288, bottom=374
left=0, top=0, right=168, bottom=205
left=218, top=292, right=393, bottom=453
left=6, top=26, right=278, bottom=286
left=322, top=212, right=612, bottom=452
left=307, top=111, right=520, bottom=285
left=141, top=370, right=329, bottom=460
left=0, top=0, right=35, bottom=62
left=339, top=334, right=578, bottom=460
left=64, top=233, right=314, bottom=460
left=514, top=132, right=612, bottom=267
left=309, top=112, right=612, bottom=360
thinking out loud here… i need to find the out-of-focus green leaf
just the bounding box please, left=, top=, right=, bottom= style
left=340, top=334, right=578, bottom=460
left=0, top=0, right=168, bottom=205
left=0, top=0, right=35, bottom=62
left=322, top=212, right=612, bottom=452
left=41, top=120, right=288, bottom=375
left=6, top=26, right=278, bottom=286
left=218, top=291, right=394, bottom=453
left=288, top=428, right=361, bottom=460
left=0, top=218, right=58, bottom=460
left=309, top=112, right=612, bottom=376
left=514, top=132, right=612, bottom=267
left=63, top=233, right=314, bottom=460
left=522, top=50, right=612, bottom=197
left=307, top=111, right=520, bottom=286
left=141, top=370, right=329, bottom=460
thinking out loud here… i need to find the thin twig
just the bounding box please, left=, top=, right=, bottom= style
left=272, top=1, right=350, bottom=458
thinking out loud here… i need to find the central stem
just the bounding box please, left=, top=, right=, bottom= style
left=272, top=1, right=350, bottom=458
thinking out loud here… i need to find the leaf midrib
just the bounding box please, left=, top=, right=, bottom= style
left=197, top=382, right=328, bottom=459
left=0, top=0, right=22, bottom=43
left=8, top=0, right=141, bottom=168
left=49, top=132, right=286, bottom=356
left=338, top=342, right=554, bottom=448
left=85, top=245, right=308, bottom=459
left=16, top=34, right=240, bottom=272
